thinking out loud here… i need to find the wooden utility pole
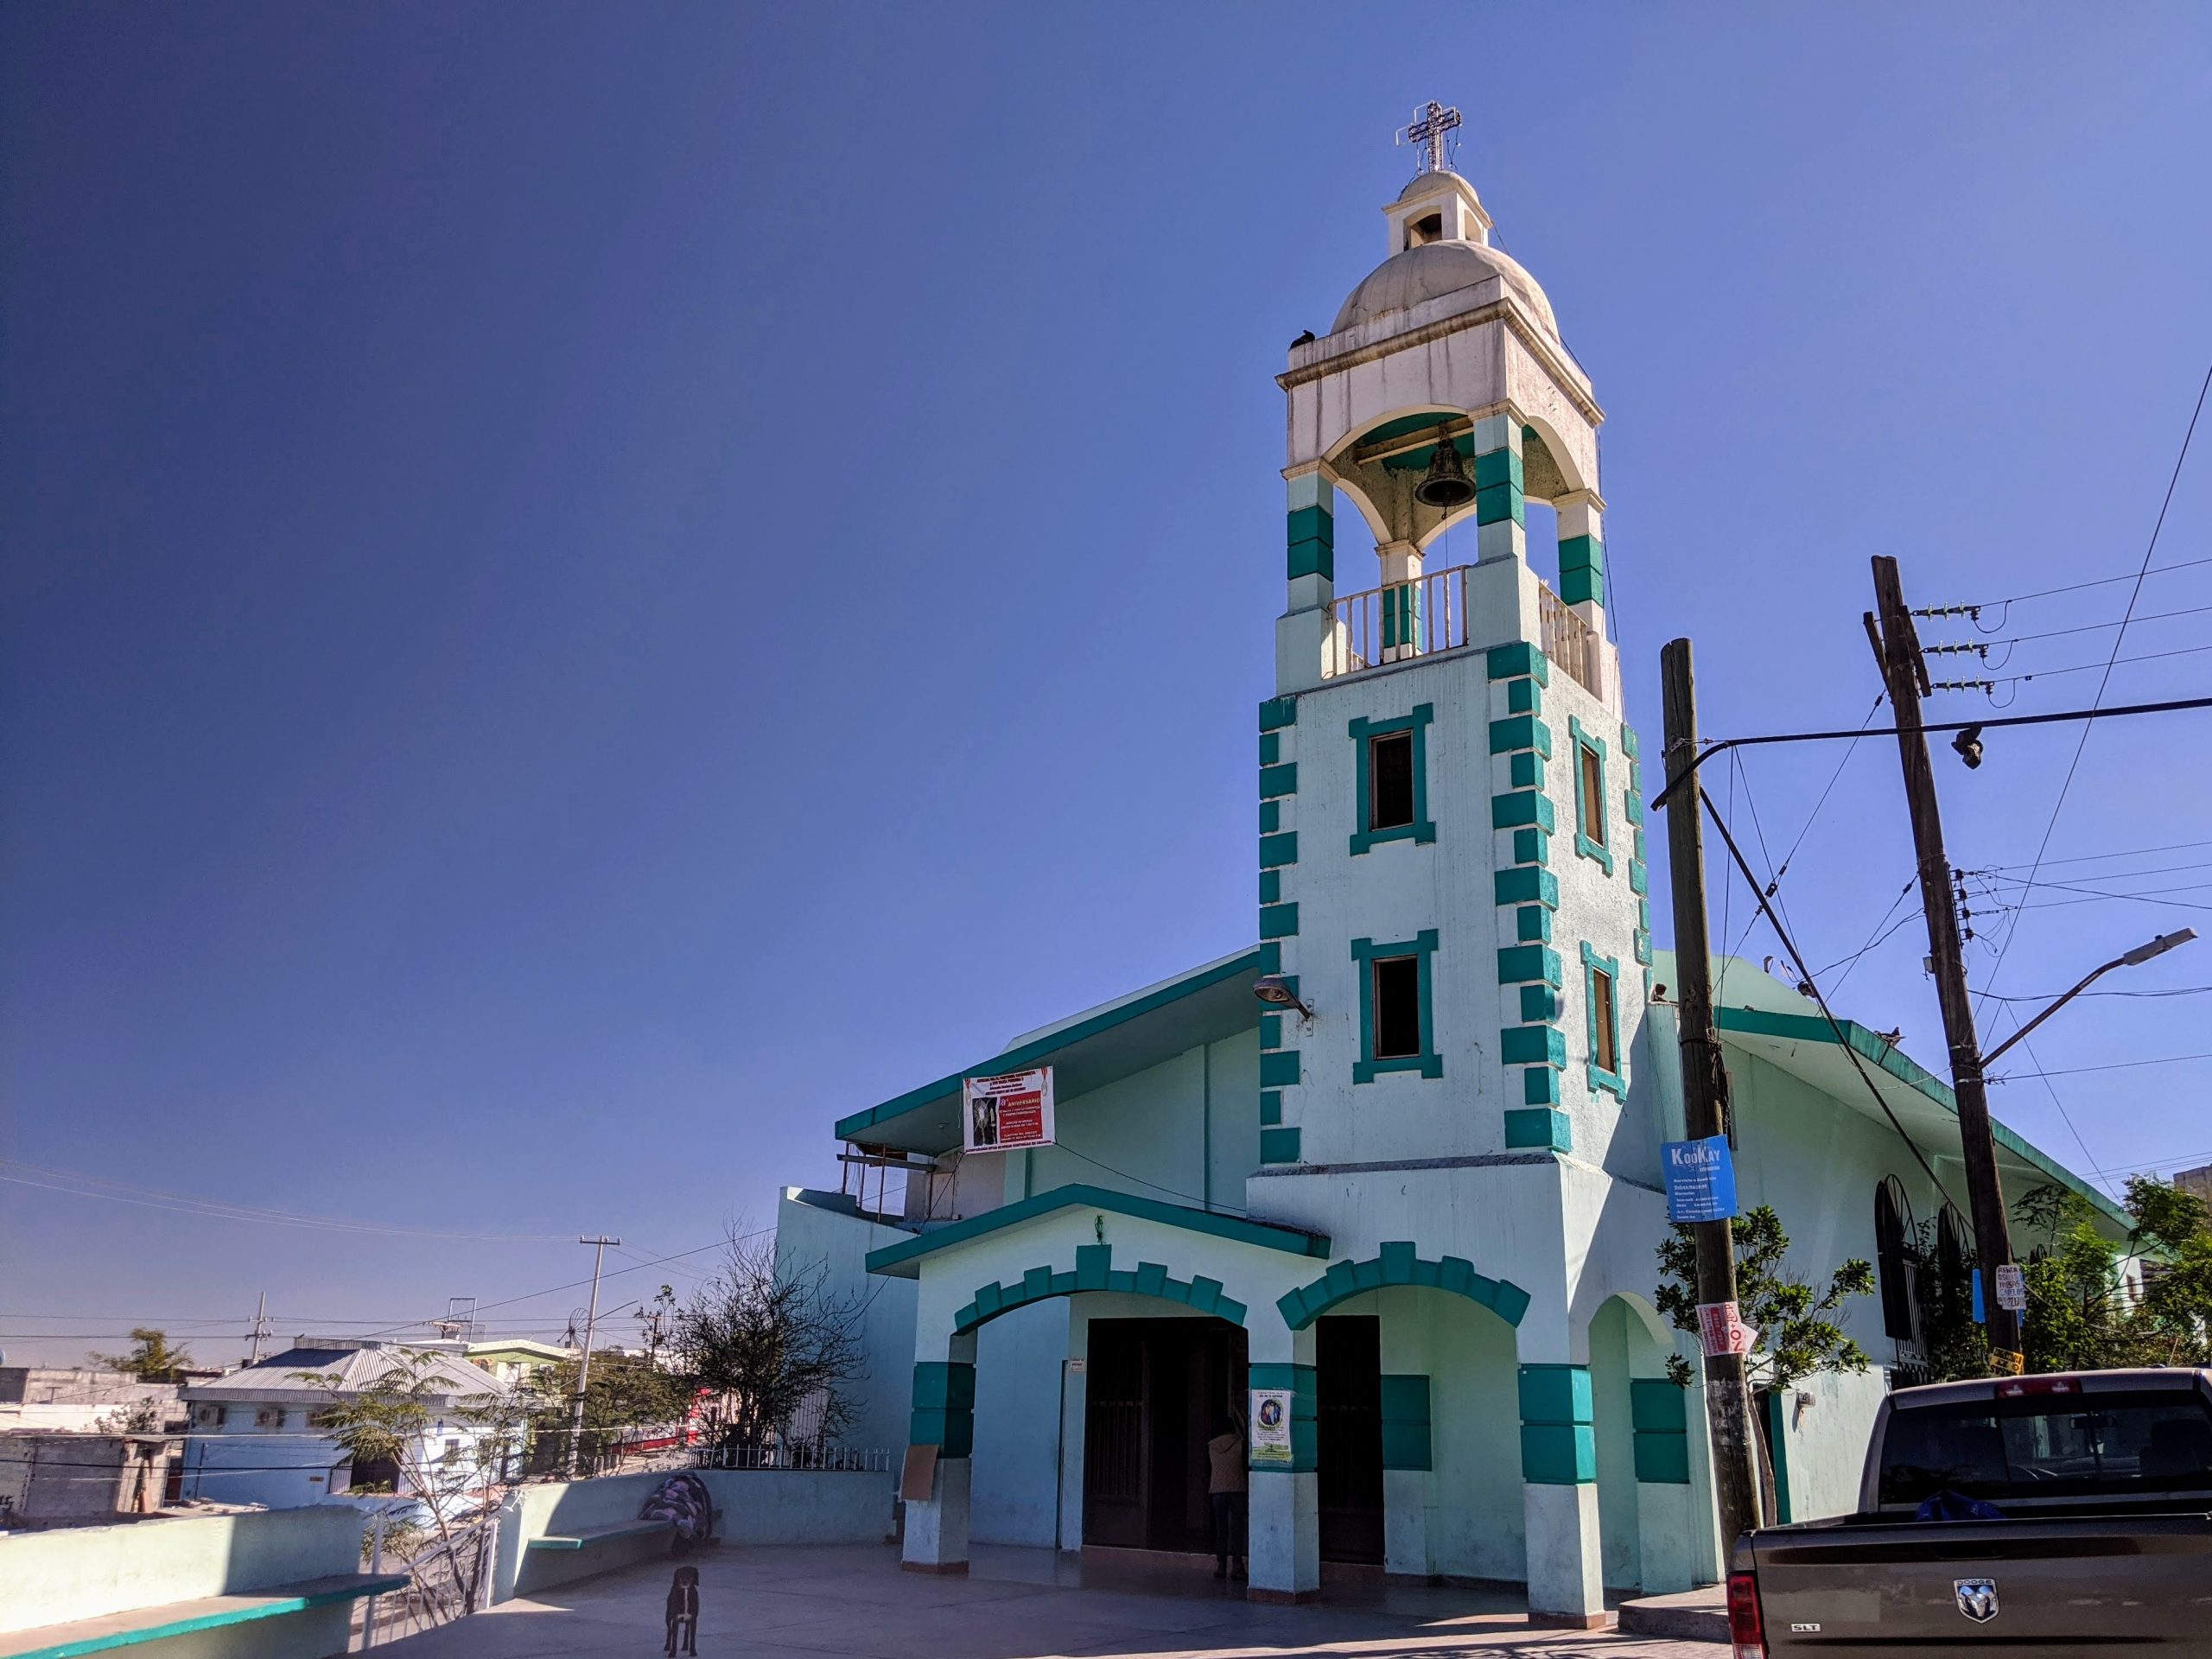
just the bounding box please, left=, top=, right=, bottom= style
left=568, top=1236, right=620, bottom=1478
left=1866, top=556, right=2023, bottom=1371
left=1659, top=638, right=1765, bottom=1547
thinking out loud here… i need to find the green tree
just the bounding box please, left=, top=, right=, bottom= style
left=526, top=1350, right=691, bottom=1471
left=2012, top=1177, right=2211, bottom=1373
left=92, top=1327, right=193, bottom=1382
left=1656, top=1205, right=1876, bottom=1518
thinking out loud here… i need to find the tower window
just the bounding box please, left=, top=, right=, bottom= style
left=1370, top=732, right=1414, bottom=831
left=1590, top=967, right=1617, bottom=1075
left=1348, top=706, right=1435, bottom=855
left=1568, top=716, right=1614, bottom=874
left=1372, top=956, right=1421, bottom=1058
left=1352, top=931, right=1442, bottom=1082
left=1408, top=211, right=1445, bottom=248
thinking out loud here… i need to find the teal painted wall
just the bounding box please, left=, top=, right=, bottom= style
left=1586, top=1298, right=1639, bottom=1590
left=969, top=1298, right=1068, bottom=1547
left=1412, top=1294, right=1524, bottom=1582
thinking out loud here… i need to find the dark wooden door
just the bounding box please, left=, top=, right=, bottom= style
left=1084, top=1318, right=1247, bottom=1554
left=1317, top=1314, right=1384, bottom=1564
left=1083, top=1320, right=1148, bottom=1548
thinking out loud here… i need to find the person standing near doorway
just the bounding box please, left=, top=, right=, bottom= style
left=1206, top=1399, right=1248, bottom=1580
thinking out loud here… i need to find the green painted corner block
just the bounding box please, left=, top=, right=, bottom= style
left=1259, top=762, right=1298, bottom=799
left=1259, top=1127, right=1301, bottom=1165
left=1259, top=800, right=1280, bottom=834
left=1486, top=641, right=1550, bottom=685
left=1474, top=447, right=1524, bottom=491
left=1490, top=1280, right=1532, bottom=1326
left=1498, top=1024, right=1566, bottom=1067
left=1493, top=866, right=1559, bottom=908
left=1521, top=1065, right=1562, bottom=1105
left=1558, top=532, right=1605, bottom=574
left=1517, top=1363, right=1594, bottom=1426
left=1634, top=1430, right=1693, bottom=1484
left=1487, top=713, right=1551, bottom=756
left=1558, top=565, right=1602, bottom=607
left=1259, top=732, right=1281, bottom=766
left=1259, top=1012, right=1282, bottom=1050
left=1512, top=827, right=1550, bottom=867
left=1507, top=677, right=1543, bottom=716
left=1257, top=941, right=1281, bottom=976
left=1495, top=944, right=1563, bottom=987
left=1618, top=723, right=1640, bottom=759
left=1259, top=870, right=1281, bottom=906
left=1520, top=1422, right=1598, bottom=1484
left=1475, top=481, right=1526, bottom=526
left=1629, top=859, right=1649, bottom=896
left=1259, top=696, right=1300, bottom=732
left=1490, top=790, right=1555, bottom=833
left=1516, top=905, right=1552, bottom=944
left=1260, top=830, right=1299, bottom=868
left=1518, top=982, right=1559, bottom=1023
left=1259, top=901, right=1300, bottom=939
left=1503, top=1107, right=1571, bottom=1151
left=1508, top=750, right=1544, bottom=790
left=1259, top=1049, right=1300, bottom=1089
left=1259, top=1090, right=1282, bottom=1126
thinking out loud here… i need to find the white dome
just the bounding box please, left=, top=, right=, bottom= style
left=1332, top=238, right=1558, bottom=339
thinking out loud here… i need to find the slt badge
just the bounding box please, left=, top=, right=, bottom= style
left=1954, top=1578, right=1999, bottom=1623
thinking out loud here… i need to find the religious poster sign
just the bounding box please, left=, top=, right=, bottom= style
left=963, top=1066, right=1055, bottom=1153
left=1249, top=1389, right=1294, bottom=1468
left=1662, top=1136, right=1740, bottom=1224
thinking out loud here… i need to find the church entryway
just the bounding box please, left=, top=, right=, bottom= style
left=1082, top=1317, right=1246, bottom=1556
left=1316, top=1313, right=1385, bottom=1566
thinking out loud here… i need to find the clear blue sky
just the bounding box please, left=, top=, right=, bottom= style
left=5, top=5, right=2209, bottom=1367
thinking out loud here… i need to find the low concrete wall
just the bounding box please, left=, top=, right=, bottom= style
left=492, top=1467, right=895, bottom=1602
left=0, top=1505, right=363, bottom=1645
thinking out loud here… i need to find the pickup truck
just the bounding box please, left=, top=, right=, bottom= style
left=1727, top=1367, right=2212, bottom=1655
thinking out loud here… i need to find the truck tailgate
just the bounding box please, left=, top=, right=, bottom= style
left=1750, top=1513, right=2212, bottom=1652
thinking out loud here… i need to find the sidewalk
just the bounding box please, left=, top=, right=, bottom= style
left=374, top=1542, right=1720, bottom=1658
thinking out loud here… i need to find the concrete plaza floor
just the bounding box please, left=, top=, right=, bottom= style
left=373, top=1542, right=1719, bottom=1658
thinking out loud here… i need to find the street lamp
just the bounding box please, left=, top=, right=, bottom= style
left=1982, top=929, right=2198, bottom=1068
left=1252, top=976, right=1314, bottom=1022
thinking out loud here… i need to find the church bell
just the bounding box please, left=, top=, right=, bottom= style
left=1411, top=425, right=1476, bottom=509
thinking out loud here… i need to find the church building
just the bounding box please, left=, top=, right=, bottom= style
left=774, top=118, right=2124, bottom=1623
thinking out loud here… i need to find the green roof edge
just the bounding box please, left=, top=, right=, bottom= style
left=834, top=948, right=1263, bottom=1143
left=863, top=1181, right=1330, bottom=1278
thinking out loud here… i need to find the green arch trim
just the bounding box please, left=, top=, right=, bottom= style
left=1277, top=1241, right=1530, bottom=1331
left=953, top=1243, right=1247, bottom=1332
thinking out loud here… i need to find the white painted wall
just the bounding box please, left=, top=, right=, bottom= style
left=774, top=1190, right=918, bottom=1458
left=967, top=1297, right=1067, bottom=1546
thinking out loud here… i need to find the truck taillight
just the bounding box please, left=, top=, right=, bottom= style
left=1727, top=1570, right=1765, bottom=1658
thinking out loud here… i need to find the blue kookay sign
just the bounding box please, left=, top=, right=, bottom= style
left=1663, top=1135, right=1739, bottom=1224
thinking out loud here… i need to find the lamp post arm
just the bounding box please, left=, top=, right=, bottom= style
left=1981, top=957, right=2127, bottom=1070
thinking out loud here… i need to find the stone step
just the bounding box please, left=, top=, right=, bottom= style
left=1617, top=1586, right=1727, bottom=1643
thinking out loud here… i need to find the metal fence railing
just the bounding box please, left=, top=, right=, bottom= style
left=691, top=1444, right=893, bottom=1473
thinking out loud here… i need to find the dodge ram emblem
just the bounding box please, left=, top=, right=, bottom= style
left=1954, top=1579, right=1999, bottom=1623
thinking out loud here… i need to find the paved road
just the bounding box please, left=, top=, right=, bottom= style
left=374, top=1542, right=1719, bottom=1658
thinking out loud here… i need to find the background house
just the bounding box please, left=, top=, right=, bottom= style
left=0, top=1431, right=176, bottom=1526
left=178, top=1338, right=511, bottom=1513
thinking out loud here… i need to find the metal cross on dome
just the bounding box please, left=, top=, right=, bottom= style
left=1398, top=100, right=1462, bottom=175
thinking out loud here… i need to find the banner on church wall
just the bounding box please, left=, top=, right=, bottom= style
left=963, top=1066, right=1055, bottom=1153
left=1249, top=1389, right=1294, bottom=1468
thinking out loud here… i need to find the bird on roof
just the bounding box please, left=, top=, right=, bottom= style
left=1290, top=329, right=1316, bottom=347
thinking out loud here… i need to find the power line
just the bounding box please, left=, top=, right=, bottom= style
left=1922, top=601, right=2212, bottom=653
left=1971, top=359, right=2212, bottom=1017
left=1979, top=837, right=2212, bottom=870
left=359, top=1232, right=766, bottom=1338
left=1913, top=554, right=2212, bottom=620
left=1989, top=1052, right=2212, bottom=1083
left=1930, top=639, right=2212, bottom=694
left=1972, top=984, right=2212, bottom=1001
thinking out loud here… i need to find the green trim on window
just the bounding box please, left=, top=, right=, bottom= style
left=1512, top=827, right=1550, bottom=867
left=1348, top=705, right=1435, bottom=855
left=1259, top=1090, right=1282, bottom=1126
left=1518, top=1363, right=1596, bottom=1484
left=1581, top=940, right=1628, bottom=1101
left=1487, top=642, right=1550, bottom=685
left=1380, top=1374, right=1433, bottom=1471
left=1521, top=1066, right=1561, bottom=1105
left=1260, top=696, right=1299, bottom=732
left=1259, top=733, right=1281, bottom=766
left=1567, top=716, right=1614, bottom=876
left=1260, top=831, right=1299, bottom=868
left=1260, top=1049, right=1300, bottom=1089
left=1351, top=931, right=1442, bottom=1083
left=1496, top=944, right=1562, bottom=986
left=1488, top=714, right=1551, bottom=756
left=1260, top=902, right=1300, bottom=939
left=1260, top=763, right=1298, bottom=799
left=1259, top=870, right=1281, bottom=906
left=1259, top=1126, right=1302, bottom=1166
left=1491, top=790, right=1555, bottom=832
left=1503, top=1107, right=1572, bottom=1151
left=1246, top=1362, right=1318, bottom=1471
left=1500, top=1024, right=1566, bottom=1068
left=1278, top=1242, right=1532, bottom=1331
left=1494, top=867, right=1560, bottom=908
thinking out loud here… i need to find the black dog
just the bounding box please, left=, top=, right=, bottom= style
left=664, top=1565, right=699, bottom=1656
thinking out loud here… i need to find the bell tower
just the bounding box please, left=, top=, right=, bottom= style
left=1253, top=124, right=1649, bottom=1184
